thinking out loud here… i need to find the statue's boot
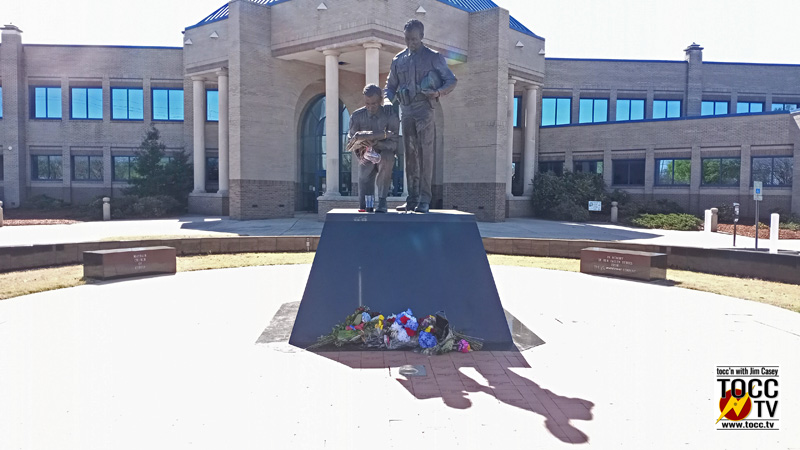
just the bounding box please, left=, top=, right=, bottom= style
left=395, top=202, right=417, bottom=212
left=414, top=202, right=430, bottom=213
left=376, top=198, right=388, bottom=213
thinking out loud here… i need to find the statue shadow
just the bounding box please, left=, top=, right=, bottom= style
left=314, top=349, right=594, bottom=444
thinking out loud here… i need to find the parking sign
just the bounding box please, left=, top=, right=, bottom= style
left=754, top=181, right=763, bottom=201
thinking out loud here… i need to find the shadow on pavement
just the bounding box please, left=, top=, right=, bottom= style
left=314, top=350, right=594, bottom=444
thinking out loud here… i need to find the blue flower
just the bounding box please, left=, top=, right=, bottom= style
left=419, top=331, right=438, bottom=348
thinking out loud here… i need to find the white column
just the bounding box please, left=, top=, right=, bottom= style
left=507, top=79, right=516, bottom=198
left=363, top=42, right=381, bottom=87
left=323, top=50, right=341, bottom=197
left=217, top=69, right=229, bottom=196
left=192, top=76, right=206, bottom=193
left=523, top=85, right=539, bottom=196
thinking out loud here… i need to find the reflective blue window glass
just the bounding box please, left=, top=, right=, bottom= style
left=111, top=88, right=144, bottom=120
left=207, top=89, right=219, bottom=122
left=169, top=89, right=184, bottom=120
left=630, top=100, right=644, bottom=120
left=772, top=103, right=799, bottom=112
left=667, top=101, right=681, bottom=118
left=579, top=98, right=607, bottom=123
left=702, top=101, right=728, bottom=116
left=153, top=88, right=184, bottom=121
left=579, top=99, right=593, bottom=123
left=33, top=87, right=62, bottom=119
left=71, top=88, right=102, bottom=119
left=616, top=100, right=630, bottom=121
left=555, top=98, right=571, bottom=125
left=654, top=100, right=667, bottom=119
left=616, top=99, right=644, bottom=121
left=736, top=102, right=763, bottom=113
left=541, top=98, right=556, bottom=126
left=653, top=100, right=680, bottom=119
left=542, top=98, right=571, bottom=126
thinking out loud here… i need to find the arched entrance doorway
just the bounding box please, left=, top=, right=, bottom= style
left=299, top=95, right=351, bottom=212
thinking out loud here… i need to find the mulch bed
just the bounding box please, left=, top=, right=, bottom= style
left=2, top=209, right=87, bottom=226
left=717, top=223, right=800, bottom=239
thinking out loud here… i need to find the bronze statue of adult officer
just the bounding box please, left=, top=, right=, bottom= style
left=385, top=19, right=457, bottom=213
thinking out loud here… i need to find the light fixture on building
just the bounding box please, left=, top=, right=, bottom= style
left=184, top=38, right=193, bottom=45
left=538, top=49, right=546, bottom=55
left=317, top=2, right=328, bottom=10
left=209, top=31, right=219, bottom=39
left=416, top=6, right=426, bottom=14
left=516, top=41, right=524, bottom=48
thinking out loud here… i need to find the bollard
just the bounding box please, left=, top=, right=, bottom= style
left=610, top=201, right=618, bottom=223
left=710, top=207, right=718, bottom=232
left=0, top=200, right=3, bottom=227
left=770, top=213, right=779, bottom=254
left=704, top=209, right=712, bottom=233
left=103, top=197, right=111, bottom=221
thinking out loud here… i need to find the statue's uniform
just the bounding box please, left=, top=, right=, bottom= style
left=348, top=105, right=400, bottom=209
left=385, top=45, right=457, bottom=208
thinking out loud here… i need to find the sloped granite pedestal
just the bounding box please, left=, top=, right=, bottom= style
left=288, top=209, right=515, bottom=350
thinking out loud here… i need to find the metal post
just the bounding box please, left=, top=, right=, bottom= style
left=0, top=201, right=4, bottom=227
left=755, top=199, right=759, bottom=250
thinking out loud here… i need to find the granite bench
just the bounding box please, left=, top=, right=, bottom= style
left=83, top=246, right=176, bottom=280
left=580, top=247, right=667, bottom=281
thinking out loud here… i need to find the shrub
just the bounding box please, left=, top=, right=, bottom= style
left=26, top=194, right=68, bottom=210
left=631, top=213, right=702, bottom=231
left=531, top=171, right=606, bottom=222
left=130, top=195, right=181, bottom=217
left=618, top=198, right=684, bottom=222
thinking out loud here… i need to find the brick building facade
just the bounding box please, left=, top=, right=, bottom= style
left=1, top=0, right=798, bottom=221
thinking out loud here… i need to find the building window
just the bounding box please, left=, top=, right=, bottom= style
left=207, top=90, right=219, bottom=122
left=32, top=87, right=62, bottom=119
left=112, top=156, right=139, bottom=181
left=573, top=160, right=603, bottom=174
left=0, top=86, right=3, bottom=118
left=701, top=157, right=740, bottom=186
left=701, top=101, right=729, bottom=116
left=152, top=88, right=184, bottom=121
left=612, top=159, right=645, bottom=186
left=31, top=155, right=63, bottom=180
left=771, top=103, right=799, bottom=112
left=736, top=102, right=763, bottom=114
left=70, top=87, right=103, bottom=120
left=578, top=98, right=608, bottom=124
left=655, top=158, right=691, bottom=186
left=513, top=95, right=524, bottom=127
left=752, top=156, right=793, bottom=187
left=111, top=88, right=144, bottom=120
left=653, top=100, right=681, bottom=119
left=539, top=161, right=564, bottom=176
left=207, top=156, right=219, bottom=182
left=616, top=99, right=644, bottom=121
left=72, top=155, right=104, bottom=181
left=541, top=97, right=571, bottom=126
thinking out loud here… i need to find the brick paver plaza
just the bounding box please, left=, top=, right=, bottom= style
left=1, top=260, right=798, bottom=449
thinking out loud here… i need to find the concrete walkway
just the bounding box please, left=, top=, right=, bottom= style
left=1, top=265, right=797, bottom=449
left=2, top=211, right=799, bottom=251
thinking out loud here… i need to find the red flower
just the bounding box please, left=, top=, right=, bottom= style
left=354, top=323, right=365, bottom=330
left=399, top=316, right=409, bottom=325
left=405, top=327, right=416, bottom=336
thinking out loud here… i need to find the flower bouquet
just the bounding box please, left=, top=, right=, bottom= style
left=308, top=306, right=483, bottom=354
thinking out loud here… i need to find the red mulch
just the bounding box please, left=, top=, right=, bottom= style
left=717, top=223, right=800, bottom=239
left=2, top=209, right=87, bottom=226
